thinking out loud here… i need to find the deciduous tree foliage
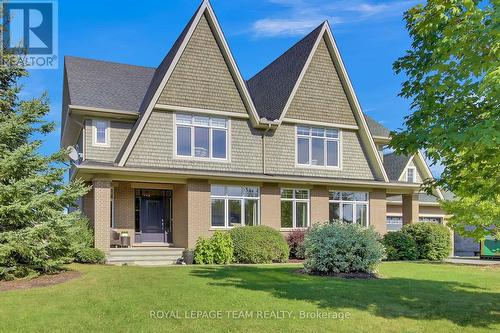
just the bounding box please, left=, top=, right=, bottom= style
left=0, top=43, right=92, bottom=280
left=391, top=0, right=499, bottom=240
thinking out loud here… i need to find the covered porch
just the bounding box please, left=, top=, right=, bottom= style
left=82, top=179, right=199, bottom=253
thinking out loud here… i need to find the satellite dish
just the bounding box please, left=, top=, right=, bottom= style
left=67, top=146, right=79, bottom=162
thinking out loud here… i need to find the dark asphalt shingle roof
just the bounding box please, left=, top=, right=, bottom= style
left=383, top=152, right=412, bottom=181
left=64, top=56, right=155, bottom=112
left=246, top=23, right=324, bottom=121
left=364, top=114, right=390, bottom=137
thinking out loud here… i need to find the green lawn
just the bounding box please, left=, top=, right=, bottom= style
left=0, top=262, right=499, bottom=333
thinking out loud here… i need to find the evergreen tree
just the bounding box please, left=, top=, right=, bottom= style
left=0, top=34, right=92, bottom=280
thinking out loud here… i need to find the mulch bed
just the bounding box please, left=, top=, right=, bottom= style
left=293, top=268, right=380, bottom=279
left=0, top=270, right=82, bottom=292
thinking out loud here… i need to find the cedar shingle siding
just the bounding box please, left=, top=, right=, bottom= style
left=285, top=38, right=357, bottom=126
left=125, top=111, right=263, bottom=172
left=158, top=14, right=247, bottom=114
left=84, top=120, right=133, bottom=162
left=265, top=123, right=376, bottom=179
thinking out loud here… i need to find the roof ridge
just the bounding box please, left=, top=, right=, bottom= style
left=64, top=55, right=156, bottom=70
left=247, top=22, right=324, bottom=82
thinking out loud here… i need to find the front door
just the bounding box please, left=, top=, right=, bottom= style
left=135, top=189, right=172, bottom=243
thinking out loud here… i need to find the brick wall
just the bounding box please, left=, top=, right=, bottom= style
left=186, top=180, right=212, bottom=248
left=173, top=184, right=189, bottom=248
left=402, top=193, right=419, bottom=225
left=93, top=179, right=111, bottom=253
left=113, top=182, right=136, bottom=243
left=260, top=183, right=281, bottom=230
left=370, top=189, right=387, bottom=235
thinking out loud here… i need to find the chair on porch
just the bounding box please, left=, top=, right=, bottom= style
left=110, top=229, right=122, bottom=248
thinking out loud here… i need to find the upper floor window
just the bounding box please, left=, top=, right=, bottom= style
left=281, top=189, right=310, bottom=229
left=407, top=167, right=416, bottom=183
left=93, top=119, right=110, bottom=146
left=296, top=126, right=340, bottom=167
left=175, top=114, right=228, bottom=160
left=211, top=185, right=260, bottom=228
left=329, top=191, right=369, bottom=226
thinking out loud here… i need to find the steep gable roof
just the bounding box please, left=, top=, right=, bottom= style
left=64, top=56, right=155, bottom=112
left=116, top=0, right=260, bottom=166
left=383, top=152, right=412, bottom=181
left=364, top=114, right=390, bottom=137
left=246, top=24, right=323, bottom=121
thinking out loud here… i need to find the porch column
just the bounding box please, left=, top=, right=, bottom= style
left=310, top=186, right=329, bottom=225
left=260, top=183, right=281, bottom=230
left=370, top=189, right=387, bottom=235
left=93, top=178, right=111, bottom=254
left=402, top=193, right=419, bottom=225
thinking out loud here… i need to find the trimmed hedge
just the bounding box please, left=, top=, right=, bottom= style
left=75, top=248, right=106, bottom=264
left=402, top=223, right=451, bottom=261
left=194, top=231, right=233, bottom=264
left=382, top=231, right=418, bottom=261
left=229, top=226, right=289, bottom=264
left=287, top=229, right=306, bottom=259
left=304, top=222, right=385, bottom=274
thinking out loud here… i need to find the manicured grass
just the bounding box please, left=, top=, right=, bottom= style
left=0, top=262, right=499, bottom=333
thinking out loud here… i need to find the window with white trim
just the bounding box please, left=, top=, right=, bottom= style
left=211, top=185, right=259, bottom=228
left=93, top=119, right=109, bottom=146
left=329, top=191, right=369, bottom=226
left=386, top=216, right=402, bottom=231
left=296, top=126, right=340, bottom=167
left=419, top=216, right=443, bottom=224
left=176, top=114, right=228, bottom=160
left=281, top=189, right=310, bottom=228
left=407, top=167, right=416, bottom=183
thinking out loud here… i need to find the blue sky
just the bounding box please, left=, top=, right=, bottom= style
left=22, top=0, right=443, bottom=176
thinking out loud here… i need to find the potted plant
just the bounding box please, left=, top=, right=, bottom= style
left=182, top=249, right=194, bottom=265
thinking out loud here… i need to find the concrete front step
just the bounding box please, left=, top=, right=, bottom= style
left=107, top=247, right=185, bottom=266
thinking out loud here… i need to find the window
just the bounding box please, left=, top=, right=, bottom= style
left=419, top=216, right=443, bottom=224
left=329, top=191, right=369, bottom=226
left=386, top=216, right=402, bottom=231
left=296, top=126, right=340, bottom=167
left=210, top=185, right=259, bottom=228
left=93, top=119, right=109, bottom=145
left=176, top=114, right=228, bottom=160
left=407, top=167, right=416, bottom=183
left=281, top=189, right=310, bottom=229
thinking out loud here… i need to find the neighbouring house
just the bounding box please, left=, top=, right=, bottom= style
left=62, top=0, right=457, bottom=257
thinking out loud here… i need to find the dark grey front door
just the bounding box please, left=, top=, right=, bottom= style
left=135, top=189, right=173, bottom=243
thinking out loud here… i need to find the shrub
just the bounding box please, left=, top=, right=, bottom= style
left=194, top=231, right=233, bottom=264
left=229, top=226, right=289, bottom=264
left=287, top=229, right=306, bottom=259
left=402, top=223, right=451, bottom=261
left=382, top=231, right=418, bottom=261
left=75, top=248, right=106, bottom=264
left=303, top=222, right=385, bottom=274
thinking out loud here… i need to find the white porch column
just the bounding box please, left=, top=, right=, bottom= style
left=93, top=178, right=111, bottom=254
left=402, top=193, right=419, bottom=225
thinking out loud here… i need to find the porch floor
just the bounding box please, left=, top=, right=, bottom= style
left=107, top=247, right=184, bottom=266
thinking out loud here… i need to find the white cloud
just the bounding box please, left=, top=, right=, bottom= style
left=251, top=0, right=417, bottom=37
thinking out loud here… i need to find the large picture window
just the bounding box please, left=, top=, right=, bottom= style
left=281, top=189, right=310, bottom=229
left=296, top=126, right=340, bottom=167
left=329, top=191, right=369, bottom=226
left=210, top=185, right=259, bottom=228
left=176, top=114, right=228, bottom=160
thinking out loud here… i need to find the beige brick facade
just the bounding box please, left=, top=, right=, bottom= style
left=310, top=186, right=329, bottom=224
left=260, top=183, right=281, bottom=230
left=370, top=189, right=387, bottom=235
left=93, top=179, right=111, bottom=253
left=402, top=193, right=419, bottom=225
